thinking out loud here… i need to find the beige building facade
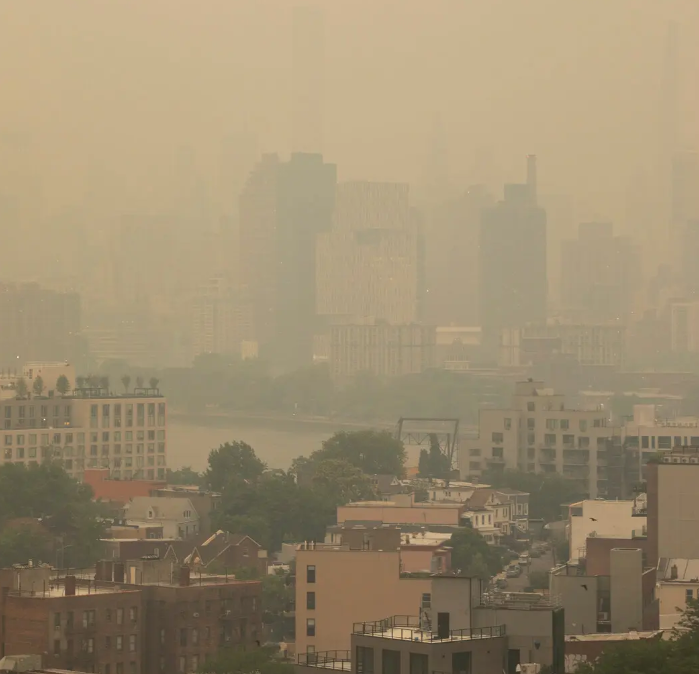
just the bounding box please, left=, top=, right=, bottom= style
left=0, top=393, right=168, bottom=482
left=459, top=380, right=612, bottom=498
left=295, top=543, right=430, bottom=654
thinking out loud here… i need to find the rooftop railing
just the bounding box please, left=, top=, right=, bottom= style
left=298, top=651, right=351, bottom=669
left=352, top=616, right=505, bottom=641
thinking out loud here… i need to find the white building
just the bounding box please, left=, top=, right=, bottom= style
left=567, top=498, right=647, bottom=563
left=124, top=496, right=199, bottom=539
left=459, top=380, right=612, bottom=498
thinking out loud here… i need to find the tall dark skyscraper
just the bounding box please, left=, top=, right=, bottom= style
left=239, top=153, right=336, bottom=371
left=479, top=158, right=547, bottom=354
left=292, top=5, right=325, bottom=155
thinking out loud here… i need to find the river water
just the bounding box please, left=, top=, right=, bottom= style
left=167, top=414, right=394, bottom=472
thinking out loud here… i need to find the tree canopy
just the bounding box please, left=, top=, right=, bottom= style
left=448, top=528, right=503, bottom=578
left=200, top=645, right=293, bottom=674
left=483, top=468, right=586, bottom=522
left=205, top=441, right=267, bottom=491
left=310, top=429, right=407, bottom=476
left=0, top=462, right=105, bottom=567
left=418, top=434, right=451, bottom=479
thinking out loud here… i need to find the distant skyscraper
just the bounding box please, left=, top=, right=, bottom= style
left=561, top=222, right=640, bottom=323
left=191, top=275, right=239, bottom=359
left=317, top=181, right=422, bottom=325
left=672, top=150, right=699, bottom=233
left=239, top=153, right=336, bottom=370
left=479, top=159, right=547, bottom=354
left=292, top=5, right=324, bottom=155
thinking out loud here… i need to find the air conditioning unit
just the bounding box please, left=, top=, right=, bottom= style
left=673, top=457, right=681, bottom=463
left=193, top=612, right=200, bottom=618
left=226, top=610, right=231, bottom=616
left=598, top=612, right=610, bottom=621
left=682, top=457, right=690, bottom=464
left=690, top=457, right=699, bottom=464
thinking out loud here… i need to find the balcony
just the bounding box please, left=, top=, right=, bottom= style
left=352, top=616, right=505, bottom=642
left=298, top=651, right=351, bottom=671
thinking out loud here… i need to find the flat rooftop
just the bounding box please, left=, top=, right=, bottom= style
left=353, top=616, right=505, bottom=642
left=566, top=631, right=663, bottom=642
left=344, top=500, right=463, bottom=508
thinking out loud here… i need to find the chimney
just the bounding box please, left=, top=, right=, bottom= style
left=526, top=154, right=537, bottom=205
left=179, top=566, right=191, bottom=587
left=65, top=575, right=76, bottom=596
left=113, top=562, right=125, bottom=584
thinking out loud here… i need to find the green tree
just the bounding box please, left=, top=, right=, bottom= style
left=261, top=572, right=294, bottom=624
left=418, top=434, right=451, bottom=479
left=76, top=375, right=86, bottom=389
left=15, top=377, right=28, bottom=398
left=121, top=375, right=131, bottom=393
left=418, top=449, right=430, bottom=478
left=205, top=442, right=267, bottom=491
left=32, top=376, right=45, bottom=396
left=200, top=646, right=293, bottom=674
left=149, top=376, right=160, bottom=390
left=167, top=466, right=203, bottom=486
left=448, top=528, right=502, bottom=577
left=56, top=375, right=71, bottom=396
left=309, top=458, right=376, bottom=504
left=312, top=430, right=406, bottom=476
left=0, top=527, right=52, bottom=567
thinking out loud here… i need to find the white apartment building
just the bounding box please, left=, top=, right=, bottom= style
left=0, top=392, right=168, bottom=482
left=459, top=380, right=612, bottom=498
left=623, top=403, right=699, bottom=477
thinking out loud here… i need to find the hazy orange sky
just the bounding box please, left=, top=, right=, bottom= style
left=0, top=0, right=697, bottom=233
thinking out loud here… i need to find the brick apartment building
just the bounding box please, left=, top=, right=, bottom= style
left=0, top=559, right=262, bottom=674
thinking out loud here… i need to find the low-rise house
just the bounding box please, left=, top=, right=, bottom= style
left=565, top=631, right=664, bottom=672
left=122, top=496, right=200, bottom=539
left=369, top=474, right=403, bottom=501
left=337, top=493, right=464, bottom=527
left=657, top=558, right=699, bottom=629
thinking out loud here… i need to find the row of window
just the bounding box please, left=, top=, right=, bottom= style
left=89, top=403, right=165, bottom=429
left=2, top=429, right=165, bottom=445
left=88, top=444, right=166, bottom=456
left=4, top=404, right=70, bottom=419
left=494, top=416, right=606, bottom=439
left=54, top=634, right=137, bottom=655
left=54, top=608, right=138, bottom=628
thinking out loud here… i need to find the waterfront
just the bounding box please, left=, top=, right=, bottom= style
left=167, top=413, right=392, bottom=472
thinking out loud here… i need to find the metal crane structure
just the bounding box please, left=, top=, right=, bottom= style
left=394, top=417, right=460, bottom=469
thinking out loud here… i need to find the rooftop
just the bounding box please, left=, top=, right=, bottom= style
left=566, top=630, right=664, bottom=642
left=297, top=651, right=351, bottom=671
left=352, top=615, right=505, bottom=642
left=344, top=500, right=463, bottom=509
left=658, top=558, right=699, bottom=582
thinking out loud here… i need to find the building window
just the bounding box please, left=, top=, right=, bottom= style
left=470, top=448, right=481, bottom=456
left=527, top=402, right=535, bottom=412
left=356, top=646, right=374, bottom=674
left=546, top=419, right=558, bottom=430
left=421, top=593, right=431, bottom=609
left=306, top=618, right=316, bottom=637
left=307, top=592, right=316, bottom=610
left=658, top=436, right=672, bottom=449
left=116, top=636, right=123, bottom=652
left=129, top=607, right=138, bottom=623
left=117, top=664, right=124, bottom=674
left=129, top=634, right=137, bottom=652
left=491, top=432, right=503, bottom=444
left=579, top=419, right=588, bottom=432
left=527, top=418, right=535, bottom=429
left=544, top=434, right=556, bottom=447
left=83, top=610, right=95, bottom=627
left=579, top=436, right=590, bottom=449
left=129, top=663, right=137, bottom=674
left=687, top=589, right=694, bottom=602
left=105, top=635, right=112, bottom=650
left=192, top=628, right=199, bottom=646
left=180, top=628, right=187, bottom=647
left=178, top=657, right=186, bottom=674
left=117, top=608, right=124, bottom=625
left=53, top=639, right=60, bottom=655
left=191, top=655, right=199, bottom=672
left=527, top=433, right=535, bottom=446
left=504, top=418, right=512, bottom=430
left=492, top=447, right=503, bottom=459
left=54, top=612, right=61, bottom=628
left=382, top=649, right=401, bottom=674
left=560, top=419, right=570, bottom=430
left=307, top=565, right=316, bottom=583
left=409, top=653, right=428, bottom=674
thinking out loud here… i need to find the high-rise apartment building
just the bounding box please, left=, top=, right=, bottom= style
left=479, top=159, right=547, bottom=354
left=0, top=283, right=82, bottom=367
left=239, top=153, right=336, bottom=371
left=191, top=275, right=239, bottom=359
left=0, top=391, right=168, bottom=482
left=329, top=323, right=436, bottom=381
left=317, top=181, right=422, bottom=325
left=561, top=222, right=640, bottom=323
